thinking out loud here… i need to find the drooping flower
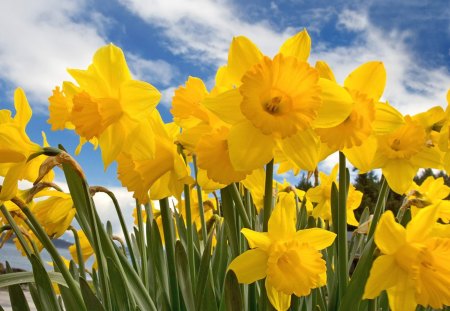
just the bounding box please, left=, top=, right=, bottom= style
left=0, top=88, right=54, bottom=201
left=306, top=165, right=362, bottom=225
left=229, top=192, right=336, bottom=310
left=364, top=205, right=450, bottom=310
left=405, top=175, right=450, bottom=223
left=203, top=30, right=353, bottom=172
left=32, top=190, right=75, bottom=239
left=49, top=44, right=161, bottom=168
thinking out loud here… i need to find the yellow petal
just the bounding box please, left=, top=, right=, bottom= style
left=277, top=129, right=321, bottom=171
left=375, top=210, right=405, bottom=255
left=268, top=192, right=296, bottom=240
left=344, top=61, right=386, bottom=102
left=343, top=135, right=377, bottom=173
left=228, top=120, right=274, bottom=171
left=382, top=160, right=417, bottom=194
left=363, top=255, right=401, bottom=299
left=241, top=228, right=271, bottom=250
left=203, top=89, right=245, bottom=124
left=406, top=204, right=438, bottom=243
left=13, top=88, right=32, bottom=129
left=265, top=279, right=291, bottom=311
left=386, top=273, right=417, bottom=311
left=295, top=228, right=336, bottom=250
left=99, top=121, right=127, bottom=169
left=228, top=249, right=268, bottom=284
left=311, top=78, right=353, bottom=128
left=315, top=61, right=336, bottom=82
left=120, top=80, right=161, bottom=121
left=278, top=29, right=311, bottom=61
left=92, top=43, right=132, bottom=95
left=0, top=162, right=26, bottom=201
left=373, top=102, right=405, bottom=134
left=227, top=36, right=263, bottom=84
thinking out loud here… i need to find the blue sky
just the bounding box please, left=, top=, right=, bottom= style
left=0, top=0, right=449, bottom=236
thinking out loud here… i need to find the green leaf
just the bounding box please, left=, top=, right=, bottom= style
left=29, top=284, right=44, bottom=311
left=79, top=278, right=105, bottom=311
left=0, top=272, right=66, bottom=289
left=30, top=254, right=62, bottom=311
left=175, top=241, right=196, bottom=311
left=195, top=230, right=214, bottom=311
left=106, top=257, right=132, bottom=311
left=6, top=262, right=31, bottom=311
left=223, top=270, right=242, bottom=311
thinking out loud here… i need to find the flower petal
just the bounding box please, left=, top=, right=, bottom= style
left=375, top=210, right=405, bottom=255
left=278, top=29, right=311, bottom=61
left=0, top=162, right=26, bottom=201
left=382, top=160, right=417, bottom=195
left=241, top=228, right=271, bottom=250
left=363, top=255, right=402, bottom=299
left=315, top=61, right=336, bottom=81
left=121, top=79, right=161, bottom=121
left=373, top=102, right=405, bottom=134
left=386, top=273, right=417, bottom=311
left=277, top=129, right=321, bottom=171
left=265, top=279, right=291, bottom=311
left=228, top=120, right=274, bottom=171
left=99, top=121, right=128, bottom=169
left=203, top=89, right=245, bottom=124
left=13, top=88, right=32, bottom=129
left=343, top=136, right=377, bottom=173
left=406, top=204, right=438, bottom=243
left=344, top=61, right=386, bottom=102
left=312, top=78, right=353, bottom=128
left=227, top=36, right=263, bottom=84
left=268, top=192, right=296, bottom=240
left=295, top=228, right=336, bottom=250
left=228, top=249, right=268, bottom=284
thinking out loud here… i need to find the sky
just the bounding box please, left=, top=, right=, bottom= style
left=0, top=0, right=449, bottom=239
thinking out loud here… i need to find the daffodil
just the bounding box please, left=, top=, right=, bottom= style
left=69, top=230, right=96, bottom=268
left=50, top=44, right=161, bottom=168
left=203, top=30, right=353, bottom=172
left=172, top=76, right=249, bottom=185
left=117, top=112, right=192, bottom=203
left=438, top=90, right=450, bottom=171
left=178, top=188, right=216, bottom=231
left=405, top=176, right=450, bottom=223
left=315, top=61, right=383, bottom=151
left=306, top=165, right=361, bottom=225
left=32, top=190, right=75, bottom=239
left=0, top=88, right=53, bottom=201
left=229, top=192, right=336, bottom=310
left=364, top=205, right=450, bottom=310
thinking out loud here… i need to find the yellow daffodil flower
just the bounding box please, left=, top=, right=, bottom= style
left=203, top=30, right=353, bottom=172
left=306, top=165, right=361, bottom=225
left=438, top=90, right=450, bottom=171
left=229, top=192, right=336, bottom=310
left=172, top=76, right=250, bottom=185
left=117, top=112, right=193, bottom=204
left=406, top=176, right=450, bottom=223
left=49, top=44, right=161, bottom=168
left=0, top=88, right=53, bottom=201
left=32, top=190, right=75, bottom=239
left=364, top=205, right=450, bottom=310
left=69, top=230, right=96, bottom=269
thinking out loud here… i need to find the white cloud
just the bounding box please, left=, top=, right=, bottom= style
left=312, top=9, right=450, bottom=115
left=159, top=86, right=177, bottom=108
left=128, top=54, right=179, bottom=86
left=0, top=0, right=106, bottom=109
left=118, top=0, right=294, bottom=65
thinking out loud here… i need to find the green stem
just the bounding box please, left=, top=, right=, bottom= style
left=193, top=155, right=208, bottom=243
left=101, top=189, right=139, bottom=272
left=183, top=184, right=196, bottom=287
left=367, top=178, right=389, bottom=240
left=337, top=152, right=348, bottom=299
left=230, top=183, right=251, bottom=229
left=136, top=201, right=148, bottom=288
left=159, top=198, right=180, bottom=310
left=70, top=226, right=86, bottom=280
left=263, top=159, right=274, bottom=231
left=17, top=203, right=86, bottom=310
left=0, top=205, right=33, bottom=258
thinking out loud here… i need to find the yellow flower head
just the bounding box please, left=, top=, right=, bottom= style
left=228, top=192, right=335, bottom=310
left=69, top=230, right=95, bottom=265
left=364, top=205, right=450, bottom=311
left=50, top=44, right=161, bottom=168
left=0, top=89, right=53, bottom=201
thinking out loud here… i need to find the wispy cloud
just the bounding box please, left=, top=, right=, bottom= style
left=0, top=0, right=107, bottom=108
left=312, top=9, right=450, bottom=115
left=118, top=0, right=294, bottom=66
